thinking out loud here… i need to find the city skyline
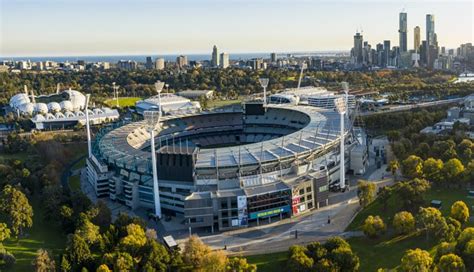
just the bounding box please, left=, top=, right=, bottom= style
left=0, top=0, right=473, bottom=57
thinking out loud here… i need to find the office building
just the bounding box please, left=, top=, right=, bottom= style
left=220, top=52, right=229, bottom=68
left=383, top=40, right=391, bottom=67
left=352, top=32, right=364, bottom=65
left=414, top=26, right=421, bottom=52
left=176, top=55, right=188, bottom=69
left=271, top=53, right=277, bottom=62
left=211, top=45, right=220, bottom=67
left=155, top=58, right=165, bottom=70
left=117, top=60, right=137, bottom=70
left=146, top=56, right=153, bottom=69
left=426, top=14, right=436, bottom=46
left=399, top=12, right=408, bottom=52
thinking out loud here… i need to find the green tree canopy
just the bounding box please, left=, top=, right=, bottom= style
left=0, top=185, right=33, bottom=237
left=393, top=211, right=416, bottom=235
left=400, top=248, right=433, bottom=272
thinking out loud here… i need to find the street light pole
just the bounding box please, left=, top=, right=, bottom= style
left=259, top=78, right=269, bottom=107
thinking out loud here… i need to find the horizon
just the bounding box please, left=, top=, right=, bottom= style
left=1, top=0, right=473, bottom=57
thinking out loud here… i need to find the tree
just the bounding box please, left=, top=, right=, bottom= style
left=141, top=239, right=171, bottom=271
left=455, top=227, right=474, bottom=268
left=120, top=223, right=147, bottom=253
left=435, top=242, right=454, bottom=263
left=75, top=214, right=101, bottom=245
left=96, top=264, right=112, bottom=272
left=443, top=159, right=465, bottom=186
left=362, top=215, right=386, bottom=238
left=60, top=256, right=71, bottom=272
left=450, top=201, right=469, bottom=224
left=357, top=180, right=376, bottom=207
left=183, top=235, right=211, bottom=268
left=0, top=223, right=11, bottom=242
left=388, top=160, right=400, bottom=180
left=91, top=200, right=112, bottom=231
left=287, top=245, right=313, bottom=272
left=402, top=155, right=424, bottom=178
left=65, top=234, right=91, bottom=266
left=400, top=248, right=433, bottom=272
left=397, top=178, right=431, bottom=211
left=226, top=257, right=257, bottom=272
left=202, top=250, right=228, bottom=272
left=378, top=186, right=393, bottom=211
left=0, top=185, right=33, bottom=237
left=423, top=158, right=444, bottom=184
left=437, top=253, right=465, bottom=272
left=393, top=211, right=415, bottom=235
left=32, top=249, right=56, bottom=272
left=418, top=207, right=447, bottom=241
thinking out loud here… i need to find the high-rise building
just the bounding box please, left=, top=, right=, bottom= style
left=211, top=45, right=220, bottom=67
left=399, top=12, right=408, bottom=52
left=383, top=40, right=391, bottom=67
left=155, top=58, right=165, bottom=70
left=414, top=26, right=421, bottom=52
left=426, top=14, right=435, bottom=46
left=145, top=56, right=153, bottom=69
left=270, top=53, right=277, bottom=62
left=352, top=32, right=363, bottom=65
left=176, top=55, right=188, bottom=69
left=220, top=52, right=229, bottom=68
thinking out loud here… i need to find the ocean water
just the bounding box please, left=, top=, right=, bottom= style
left=2, top=51, right=347, bottom=63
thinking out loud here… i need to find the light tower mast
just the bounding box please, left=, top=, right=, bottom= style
left=259, top=78, right=269, bottom=106
left=334, top=95, right=347, bottom=190
left=85, top=94, right=92, bottom=159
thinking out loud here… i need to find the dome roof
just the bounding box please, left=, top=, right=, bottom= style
left=34, top=103, right=48, bottom=114
left=64, top=89, right=86, bottom=111
left=47, top=102, right=61, bottom=112
left=18, top=103, right=34, bottom=115
left=32, top=114, right=45, bottom=122
left=9, top=93, right=31, bottom=108
left=60, top=101, right=73, bottom=112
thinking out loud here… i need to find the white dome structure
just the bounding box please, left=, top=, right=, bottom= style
left=18, top=103, right=35, bottom=115
left=60, top=101, right=74, bottom=112
left=55, top=112, right=65, bottom=119
left=32, top=114, right=45, bottom=122
left=45, top=113, right=56, bottom=120
left=34, top=103, right=48, bottom=114
left=64, top=111, right=75, bottom=118
left=64, top=89, right=86, bottom=111
left=9, top=93, right=31, bottom=108
left=47, top=102, right=61, bottom=112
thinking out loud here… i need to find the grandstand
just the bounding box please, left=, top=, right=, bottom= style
left=88, top=102, right=355, bottom=231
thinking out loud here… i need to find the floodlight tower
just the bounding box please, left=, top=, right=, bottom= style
left=155, top=80, right=165, bottom=116
left=144, top=110, right=162, bottom=219
left=334, top=96, right=347, bottom=190
left=341, top=81, right=349, bottom=117
left=259, top=78, right=269, bottom=106
left=112, top=82, right=119, bottom=107
left=85, top=94, right=92, bottom=159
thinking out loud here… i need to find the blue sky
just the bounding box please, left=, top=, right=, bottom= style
left=1, top=0, right=472, bottom=56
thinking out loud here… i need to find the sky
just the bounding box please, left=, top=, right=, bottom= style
left=0, top=0, right=473, bottom=57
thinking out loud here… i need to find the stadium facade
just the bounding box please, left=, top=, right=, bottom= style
left=88, top=101, right=361, bottom=231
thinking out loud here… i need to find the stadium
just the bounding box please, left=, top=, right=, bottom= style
left=87, top=98, right=362, bottom=232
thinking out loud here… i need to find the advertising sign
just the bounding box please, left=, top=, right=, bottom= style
left=249, top=205, right=291, bottom=220
left=237, top=196, right=248, bottom=226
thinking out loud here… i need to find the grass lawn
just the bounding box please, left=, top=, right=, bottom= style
left=69, top=175, right=81, bottom=191
left=348, top=231, right=437, bottom=271
left=207, top=97, right=242, bottom=109
left=72, top=157, right=86, bottom=171
left=246, top=251, right=288, bottom=272
left=0, top=151, right=31, bottom=163
left=103, top=96, right=141, bottom=108
left=3, top=195, right=66, bottom=271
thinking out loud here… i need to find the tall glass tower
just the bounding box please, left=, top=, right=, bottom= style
left=399, top=12, right=408, bottom=52
left=426, top=14, right=435, bottom=46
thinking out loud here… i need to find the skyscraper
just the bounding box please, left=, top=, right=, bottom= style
left=155, top=58, right=165, bottom=70
left=270, top=53, right=277, bottom=62
left=352, top=32, right=363, bottom=65
left=399, top=12, right=407, bottom=52
left=220, top=52, right=229, bottom=68
left=383, top=40, right=391, bottom=67
left=211, top=45, right=220, bottom=67
left=146, top=56, right=153, bottom=69
left=414, top=26, right=421, bottom=52
left=176, top=55, right=187, bottom=69
left=426, top=14, right=435, bottom=46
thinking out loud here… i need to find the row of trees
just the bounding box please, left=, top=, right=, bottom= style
left=287, top=237, right=359, bottom=272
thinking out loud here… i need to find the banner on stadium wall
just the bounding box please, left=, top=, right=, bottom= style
left=249, top=205, right=291, bottom=220
left=237, top=195, right=248, bottom=226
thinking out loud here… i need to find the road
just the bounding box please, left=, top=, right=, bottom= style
left=360, top=98, right=462, bottom=116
